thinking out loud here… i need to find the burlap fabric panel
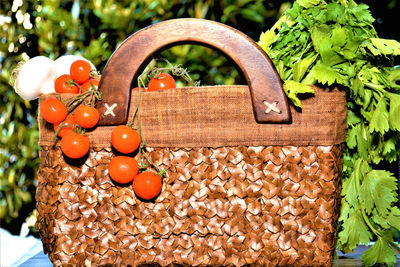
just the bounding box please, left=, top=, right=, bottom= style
left=39, top=86, right=347, bottom=147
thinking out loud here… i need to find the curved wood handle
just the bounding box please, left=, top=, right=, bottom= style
left=98, top=18, right=291, bottom=125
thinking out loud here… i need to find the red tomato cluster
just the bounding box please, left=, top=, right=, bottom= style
left=41, top=61, right=164, bottom=200
left=40, top=60, right=102, bottom=159
left=55, top=60, right=99, bottom=94
left=112, top=73, right=173, bottom=199
left=108, top=126, right=162, bottom=200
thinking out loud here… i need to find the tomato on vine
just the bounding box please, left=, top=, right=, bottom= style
left=60, top=131, right=90, bottom=159
left=80, top=78, right=99, bottom=92
left=147, top=73, right=176, bottom=91
left=40, top=97, right=68, bottom=123
left=108, top=156, right=139, bottom=184
left=53, top=114, right=77, bottom=137
left=70, top=60, right=91, bottom=84
left=54, top=74, right=79, bottom=94
left=111, top=125, right=141, bottom=154
left=132, top=171, right=162, bottom=200
left=75, top=105, right=99, bottom=128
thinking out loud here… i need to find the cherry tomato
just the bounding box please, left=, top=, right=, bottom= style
left=61, top=131, right=90, bottom=159
left=54, top=74, right=79, bottom=94
left=132, top=87, right=145, bottom=92
left=74, top=105, right=99, bottom=128
left=108, top=156, right=139, bottom=184
left=53, top=114, right=77, bottom=137
left=80, top=78, right=99, bottom=92
left=40, top=97, right=68, bottom=123
left=70, top=60, right=91, bottom=84
left=132, top=172, right=162, bottom=200
left=147, top=73, right=176, bottom=91
left=111, top=125, right=141, bottom=154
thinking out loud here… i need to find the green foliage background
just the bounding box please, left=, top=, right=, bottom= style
left=0, top=0, right=399, bottom=262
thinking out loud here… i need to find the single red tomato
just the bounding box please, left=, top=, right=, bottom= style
left=61, top=131, right=90, bottom=159
left=70, top=60, right=91, bottom=84
left=147, top=73, right=176, bottom=91
left=80, top=78, right=99, bottom=92
left=108, top=156, right=139, bottom=184
left=40, top=97, right=68, bottom=123
left=111, top=125, right=141, bottom=154
left=132, top=172, right=162, bottom=200
left=54, top=74, right=79, bottom=93
left=53, top=114, right=77, bottom=137
left=74, top=105, right=99, bottom=128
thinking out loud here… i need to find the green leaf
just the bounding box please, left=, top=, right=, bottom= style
left=311, top=63, right=345, bottom=86
left=369, top=98, right=389, bottom=135
left=283, top=80, right=315, bottom=107
left=369, top=38, right=400, bottom=56
left=297, top=0, right=321, bottom=9
left=310, top=25, right=331, bottom=53
left=347, top=110, right=362, bottom=126
left=361, top=237, right=397, bottom=267
left=286, top=2, right=301, bottom=19
left=341, top=159, right=362, bottom=207
left=331, top=26, right=347, bottom=48
left=258, top=30, right=277, bottom=53
left=387, top=207, right=400, bottom=231
left=275, top=61, right=286, bottom=80
left=338, top=208, right=372, bottom=253
left=389, top=94, right=400, bottom=131
left=372, top=208, right=390, bottom=229
left=382, top=137, right=396, bottom=156
left=359, top=170, right=397, bottom=216
left=325, top=2, right=345, bottom=23
left=387, top=67, right=400, bottom=88
left=319, top=38, right=345, bottom=66
left=348, top=3, right=375, bottom=25
left=356, top=123, right=370, bottom=159
left=346, top=126, right=357, bottom=149
left=292, top=54, right=317, bottom=82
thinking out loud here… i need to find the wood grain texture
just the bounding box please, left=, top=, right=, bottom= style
left=97, top=18, right=291, bottom=125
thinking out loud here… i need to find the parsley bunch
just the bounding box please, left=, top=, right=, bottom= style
left=258, top=0, right=400, bottom=266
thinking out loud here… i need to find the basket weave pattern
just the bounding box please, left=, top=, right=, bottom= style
left=36, top=144, right=342, bottom=267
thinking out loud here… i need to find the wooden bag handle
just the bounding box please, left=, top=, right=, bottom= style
left=98, top=18, right=291, bottom=125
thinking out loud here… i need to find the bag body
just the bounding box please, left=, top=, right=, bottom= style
left=36, top=19, right=347, bottom=267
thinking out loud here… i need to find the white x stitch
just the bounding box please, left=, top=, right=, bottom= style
left=263, top=100, right=281, bottom=114
left=104, top=103, right=117, bottom=117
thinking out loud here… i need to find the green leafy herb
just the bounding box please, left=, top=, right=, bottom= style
left=259, top=0, right=400, bottom=265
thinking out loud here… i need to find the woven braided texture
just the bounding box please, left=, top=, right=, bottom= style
left=36, top=144, right=342, bottom=267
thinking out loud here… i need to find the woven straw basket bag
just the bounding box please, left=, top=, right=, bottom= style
left=36, top=19, right=347, bottom=266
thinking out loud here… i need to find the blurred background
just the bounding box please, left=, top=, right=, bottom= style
left=0, top=0, right=399, bottom=235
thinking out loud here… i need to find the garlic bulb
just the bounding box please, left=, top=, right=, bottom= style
left=13, top=56, right=56, bottom=101
left=55, top=55, right=96, bottom=78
